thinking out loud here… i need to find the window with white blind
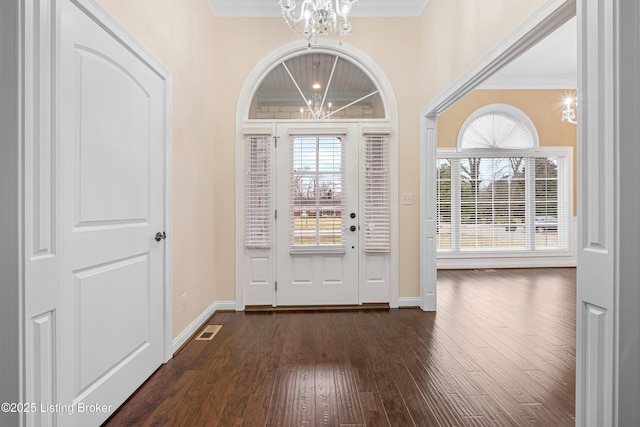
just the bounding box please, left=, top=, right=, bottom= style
left=364, top=134, right=390, bottom=252
left=245, top=135, right=272, bottom=248
left=437, top=153, right=569, bottom=252
left=290, top=136, right=344, bottom=246
left=437, top=105, right=570, bottom=254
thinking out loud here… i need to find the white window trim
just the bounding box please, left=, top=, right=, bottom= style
left=436, top=146, right=575, bottom=269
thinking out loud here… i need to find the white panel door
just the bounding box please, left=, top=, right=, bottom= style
left=56, top=1, right=167, bottom=425
left=276, top=124, right=359, bottom=305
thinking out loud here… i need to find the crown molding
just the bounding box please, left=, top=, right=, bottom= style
left=207, top=0, right=429, bottom=18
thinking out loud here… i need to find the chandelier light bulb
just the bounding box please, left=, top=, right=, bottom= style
left=561, top=96, right=577, bottom=124
left=279, top=0, right=359, bottom=46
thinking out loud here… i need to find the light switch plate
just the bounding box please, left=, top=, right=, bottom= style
left=401, top=193, right=413, bottom=205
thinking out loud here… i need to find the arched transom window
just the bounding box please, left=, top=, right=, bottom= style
left=249, top=52, right=385, bottom=120
left=457, top=104, right=539, bottom=150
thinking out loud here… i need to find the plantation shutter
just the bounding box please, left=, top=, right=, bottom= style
left=245, top=135, right=272, bottom=248
left=436, top=153, right=569, bottom=252
left=363, top=134, right=390, bottom=252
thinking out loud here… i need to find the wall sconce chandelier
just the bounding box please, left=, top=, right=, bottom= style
left=562, top=97, right=577, bottom=124
left=279, top=0, right=359, bottom=47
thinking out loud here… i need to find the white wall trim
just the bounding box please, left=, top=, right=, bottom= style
left=171, top=301, right=237, bottom=354
left=214, top=301, right=237, bottom=312
left=398, top=297, right=422, bottom=308
left=419, top=0, right=576, bottom=313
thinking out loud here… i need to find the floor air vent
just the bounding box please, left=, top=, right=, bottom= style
left=195, top=324, right=222, bottom=341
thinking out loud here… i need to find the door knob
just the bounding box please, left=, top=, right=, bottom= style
left=350, top=225, right=357, bottom=232
left=350, top=212, right=356, bottom=219
left=155, top=231, right=167, bottom=242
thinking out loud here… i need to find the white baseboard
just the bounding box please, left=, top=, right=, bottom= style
left=398, top=297, right=422, bottom=308
left=171, top=300, right=237, bottom=354
left=214, top=301, right=237, bottom=312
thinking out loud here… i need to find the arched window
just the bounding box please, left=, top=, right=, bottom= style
left=249, top=52, right=385, bottom=120
left=457, top=104, right=539, bottom=150
left=437, top=104, right=570, bottom=255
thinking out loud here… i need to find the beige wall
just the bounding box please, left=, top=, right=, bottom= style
left=438, top=89, right=577, bottom=213
left=97, top=0, right=218, bottom=338
left=96, top=0, right=567, bottom=339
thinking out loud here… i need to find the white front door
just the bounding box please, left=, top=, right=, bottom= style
left=276, top=123, right=360, bottom=305
left=55, top=2, right=167, bottom=425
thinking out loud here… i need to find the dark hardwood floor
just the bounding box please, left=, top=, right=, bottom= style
left=103, top=268, right=576, bottom=426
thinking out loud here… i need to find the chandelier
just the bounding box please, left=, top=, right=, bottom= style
left=300, top=93, right=333, bottom=119
left=279, top=0, right=359, bottom=47
left=561, top=96, right=577, bottom=124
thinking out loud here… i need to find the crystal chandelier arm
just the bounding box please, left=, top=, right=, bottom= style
left=279, top=0, right=297, bottom=26
left=281, top=61, right=319, bottom=119
left=280, top=0, right=357, bottom=45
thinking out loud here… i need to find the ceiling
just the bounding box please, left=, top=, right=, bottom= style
left=208, top=1, right=576, bottom=91
left=207, top=0, right=429, bottom=17
left=479, top=17, right=577, bottom=90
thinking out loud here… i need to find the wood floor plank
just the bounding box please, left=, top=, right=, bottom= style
left=103, top=268, right=576, bottom=427
left=291, top=355, right=316, bottom=427
left=358, top=392, right=390, bottom=427
left=266, top=371, right=297, bottom=427
left=315, top=363, right=338, bottom=427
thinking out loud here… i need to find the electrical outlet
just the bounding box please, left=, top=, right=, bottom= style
left=401, top=193, right=413, bottom=205
left=181, top=293, right=188, bottom=311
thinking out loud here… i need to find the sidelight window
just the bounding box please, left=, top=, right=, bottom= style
left=245, top=135, right=272, bottom=248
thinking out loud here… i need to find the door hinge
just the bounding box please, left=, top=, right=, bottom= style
left=273, top=135, right=279, bottom=148
left=275, top=281, right=278, bottom=291
left=275, top=209, right=278, bottom=220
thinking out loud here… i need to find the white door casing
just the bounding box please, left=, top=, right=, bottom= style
left=576, top=0, right=640, bottom=425
left=275, top=123, right=360, bottom=306
left=18, top=1, right=172, bottom=426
